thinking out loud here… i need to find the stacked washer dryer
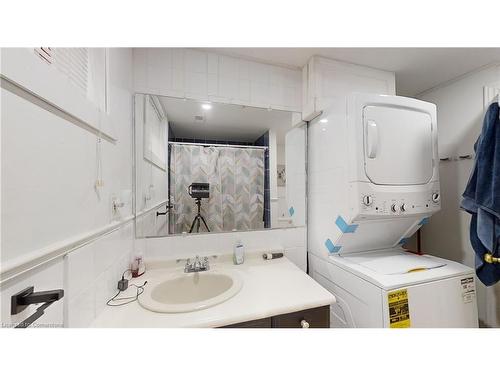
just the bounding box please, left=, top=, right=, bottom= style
left=308, top=93, right=479, bottom=328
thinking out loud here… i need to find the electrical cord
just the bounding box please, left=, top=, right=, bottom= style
left=106, top=281, right=147, bottom=307
left=122, top=269, right=132, bottom=280
left=106, top=268, right=148, bottom=307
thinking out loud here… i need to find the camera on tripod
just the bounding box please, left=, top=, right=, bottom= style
left=188, top=182, right=210, bottom=199
left=187, top=182, right=210, bottom=233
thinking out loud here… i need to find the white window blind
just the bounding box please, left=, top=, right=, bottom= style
left=34, top=47, right=89, bottom=96
left=52, top=48, right=89, bottom=95
left=34, top=47, right=106, bottom=112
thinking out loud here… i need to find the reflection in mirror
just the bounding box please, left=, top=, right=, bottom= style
left=134, top=94, right=306, bottom=238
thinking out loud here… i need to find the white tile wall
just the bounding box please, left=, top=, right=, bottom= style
left=64, top=222, right=134, bottom=327
left=133, top=48, right=302, bottom=112
left=302, top=56, right=396, bottom=118
left=1, top=48, right=135, bottom=329
left=144, top=227, right=307, bottom=272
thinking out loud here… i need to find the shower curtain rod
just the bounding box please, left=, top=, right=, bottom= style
left=169, top=141, right=268, bottom=150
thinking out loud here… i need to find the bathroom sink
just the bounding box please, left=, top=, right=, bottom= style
left=138, top=270, right=243, bottom=313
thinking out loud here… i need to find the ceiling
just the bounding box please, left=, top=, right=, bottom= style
left=207, top=48, right=500, bottom=96
left=159, top=96, right=293, bottom=144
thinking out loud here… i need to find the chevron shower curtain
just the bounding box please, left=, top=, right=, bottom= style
left=169, top=144, right=265, bottom=234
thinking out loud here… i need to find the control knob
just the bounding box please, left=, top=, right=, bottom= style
left=432, top=193, right=440, bottom=203
left=362, top=195, right=373, bottom=206
left=391, top=203, right=400, bottom=213
left=400, top=203, right=408, bottom=212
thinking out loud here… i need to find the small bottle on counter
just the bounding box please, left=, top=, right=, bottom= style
left=233, top=240, right=245, bottom=265
left=131, top=252, right=146, bottom=277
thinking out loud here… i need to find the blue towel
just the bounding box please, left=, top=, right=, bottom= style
left=461, top=102, right=500, bottom=286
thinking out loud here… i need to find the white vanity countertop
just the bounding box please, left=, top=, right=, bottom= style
left=91, top=253, right=335, bottom=328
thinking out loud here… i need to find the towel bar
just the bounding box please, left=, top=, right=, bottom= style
left=484, top=253, right=500, bottom=264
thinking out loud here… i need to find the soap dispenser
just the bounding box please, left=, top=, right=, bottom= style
left=233, top=240, right=245, bottom=265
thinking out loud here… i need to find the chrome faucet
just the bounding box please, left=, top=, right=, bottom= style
left=184, top=256, right=210, bottom=273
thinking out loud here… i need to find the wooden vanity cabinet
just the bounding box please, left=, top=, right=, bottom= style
left=221, top=305, right=329, bottom=328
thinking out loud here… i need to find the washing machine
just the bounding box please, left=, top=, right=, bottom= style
left=307, top=93, right=479, bottom=327
left=309, top=249, right=478, bottom=327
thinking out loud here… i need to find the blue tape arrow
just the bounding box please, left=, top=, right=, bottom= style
left=325, top=239, right=342, bottom=254
left=335, top=216, right=358, bottom=233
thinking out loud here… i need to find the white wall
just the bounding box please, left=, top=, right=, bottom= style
left=1, top=48, right=135, bottom=327
left=417, top=64, right=500, bottom=327
left=133, top=48, right=302, bottom=112
left=145, top=227, right=307, bottom=272
left=64, top=222, right=134, bottom=327
left=302, top=56, right=396, bottom=119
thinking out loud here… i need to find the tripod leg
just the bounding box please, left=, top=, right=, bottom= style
left=196, top=216, right=201, bottom=233
left=200, top=215, right=210, bottom=232
left=189, top=216, right=197, bottom=233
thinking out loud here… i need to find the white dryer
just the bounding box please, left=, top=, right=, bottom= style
left=307, top=93, right=478, bottom=328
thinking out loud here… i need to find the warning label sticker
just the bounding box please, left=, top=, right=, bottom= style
left=461, top=277, right=475, bottom=304
left=388, top=289, right=411, bottom=328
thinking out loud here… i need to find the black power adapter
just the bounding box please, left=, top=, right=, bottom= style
left=117, top=276, right=129, bottom=291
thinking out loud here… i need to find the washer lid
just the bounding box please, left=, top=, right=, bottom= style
left=346, top=251, right=446, bottom=275
left=328, top=249, right=473, bottom=289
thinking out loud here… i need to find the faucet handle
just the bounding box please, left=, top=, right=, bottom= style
left=202, top=256, right=210, bottom=270
left=194, top=255, right=201, bottom=266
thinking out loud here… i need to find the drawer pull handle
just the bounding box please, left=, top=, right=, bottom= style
left=300, top=319, right=310, bottom=328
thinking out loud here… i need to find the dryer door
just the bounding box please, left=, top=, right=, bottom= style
left=363, top=105, right=433, bottom=185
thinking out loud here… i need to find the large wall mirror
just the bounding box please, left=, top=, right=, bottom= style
left=134, top=93, right=306, bottom=238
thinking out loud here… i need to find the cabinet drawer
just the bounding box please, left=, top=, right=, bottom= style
left=272, top=305, right=330, bottom=328
left=221, top=317, right=272, bottom=328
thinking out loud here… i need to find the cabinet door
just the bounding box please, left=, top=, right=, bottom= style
left=221, top=317, right=272, bottom=328
left=363, top=105, right=433, bottom=185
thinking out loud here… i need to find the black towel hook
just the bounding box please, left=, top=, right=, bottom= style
left=11, top=286, right=64, bottom=328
